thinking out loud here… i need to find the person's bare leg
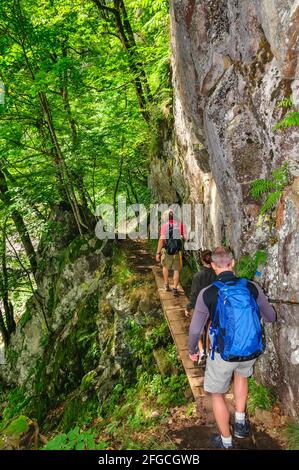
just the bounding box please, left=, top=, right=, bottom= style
left=173, top=270, right=179, bottom=289
left=234, top=372, right=248, bottom=412
left=163, top=266, right=169, bottom=286
left=212, top=393, right=231, bottom=438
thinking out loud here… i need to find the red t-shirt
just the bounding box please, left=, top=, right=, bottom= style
left=160, top=220, right=187, bottom=239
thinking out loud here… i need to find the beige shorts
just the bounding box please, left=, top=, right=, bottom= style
left=204, top=352, right=256, bottom=394
left=161, top=248, right=182, bottom=271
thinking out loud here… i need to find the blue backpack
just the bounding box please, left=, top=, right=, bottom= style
left=210, top=278, right=263, bottom=362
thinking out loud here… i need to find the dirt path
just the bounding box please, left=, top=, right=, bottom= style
left=121, top=238, right=281, bottom=450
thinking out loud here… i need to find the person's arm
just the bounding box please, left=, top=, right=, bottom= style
left=253, top=282, right=276, bottom=322
left=188, top=289, right=210, bottom=355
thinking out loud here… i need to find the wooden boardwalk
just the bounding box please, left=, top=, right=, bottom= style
left=152, top=266, right=206, bottom=401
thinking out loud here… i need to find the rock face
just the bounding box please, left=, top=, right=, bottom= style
left=150, top=0, right=299, bottom=416
left=0, top=206, right=163, bottom=427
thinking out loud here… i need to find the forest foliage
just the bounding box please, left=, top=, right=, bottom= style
left=0, top=0, right=170, bottom=343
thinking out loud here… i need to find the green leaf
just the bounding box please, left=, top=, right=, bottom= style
left=250, top=179, right=275, bottom=198
left=275, top=111, right=299, bottom=130
left=75, top=441, right=85, bottom=450
left=260, top=191, right=281, bottom=214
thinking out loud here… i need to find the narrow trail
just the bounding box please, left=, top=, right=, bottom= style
left=121, top=239, right=281, bottom=450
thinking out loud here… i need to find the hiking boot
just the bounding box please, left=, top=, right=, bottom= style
left=173, top=288, right=179, bottom=297
left=164, top=283, right=171, bottom=292
left=233, top=421, right=250, bottom=439
left=210, top=433, right=233, bottom=449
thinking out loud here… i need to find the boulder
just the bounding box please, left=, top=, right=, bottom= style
left=0, top=415, right=38, bottom=450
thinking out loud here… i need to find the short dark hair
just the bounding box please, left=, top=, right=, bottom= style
left=200, top=249, right=212, bottom=265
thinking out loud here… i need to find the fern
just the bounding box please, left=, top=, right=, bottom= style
left=250, top=98, right=294, bottom=216
left=275, top=96, right=299, bottom=129
left=260, top=191, right=281, bottom=215
left=271, top=163, right=288, bottom=187
left=250, top=163, right=288, bottom=215
left=277, top=97, right=293, bottom=109
left=275, top=111, right=299, bottom=130
left=250, top=179, right=275, bottom=198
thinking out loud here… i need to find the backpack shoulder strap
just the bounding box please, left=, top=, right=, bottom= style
left=213, top=281, right=224, bottom=289
left=238, top=277, right=248, bottom=287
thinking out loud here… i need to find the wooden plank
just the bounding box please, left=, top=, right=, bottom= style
left=174, top=336, right=189, bottom=350
left=163, top=298, right=187, bottom=309
left=152, top=265, right=206, bottom=403
left=169, top=322, right=189, bottom=335
left=166, top=309, right=188, bottom=321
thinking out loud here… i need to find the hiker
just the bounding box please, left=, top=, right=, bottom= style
left=156, top=210, right=186, bottom=297
left=185, top=250, right=217, bottom=363
left=188, top=246, right=276, bottom=449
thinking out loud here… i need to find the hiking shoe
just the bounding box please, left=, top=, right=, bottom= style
left=210, top=433, right=233, bottom=449
left=173, top=288, right=179, bottom=297
left=233, top=421, right=250, bottom=439
left=164, top=284, right=171, bottom=292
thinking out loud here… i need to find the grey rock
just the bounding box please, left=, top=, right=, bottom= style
left=149, top=0, right=299, bottom=415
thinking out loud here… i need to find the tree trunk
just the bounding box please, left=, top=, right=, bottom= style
left=0, top=308, right=10, bottom=346
left=0, top=221, right=16, bottom=345
left=59, top=48, right=91, bottom=211
left=38, top=91, right=89, bottom=233
left=0, top=168, right=37, bottom=276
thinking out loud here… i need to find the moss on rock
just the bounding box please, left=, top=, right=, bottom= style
left=5, top=415, right=29, bottom=436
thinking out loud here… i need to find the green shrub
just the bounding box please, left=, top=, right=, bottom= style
left=1, top=387, right=31, bottom=424
left=43, top=426, right=107, bottom=450
left=285, top=421, right=299, bottom=450
left=275, top=98, right=299, bottom=130
left=235, top=250, right=267, bottom=280
left=112, top=245, right=135, bottom=284
left=250, top=163, right=288, bottom=215
left=247, top=377, right=275, bottom=414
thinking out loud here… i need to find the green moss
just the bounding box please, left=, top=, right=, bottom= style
left=61, top=393, right=99, bottom=432
left=5, top=415, right=29, bottom=436
left=30, top=288, right=101, bottom=423
left=111, top=244, right=135, bottom=284
left=0, top=387, right=31, bottom=424
left=235, top=250, right=267, bottom=280
left=80, top=370, right=97, bottom=392
left=5, top=348, right=18, bottom=369
left=285, top=421, right=299, bottom=450
left=19, top=308, right=32, bottom=328
left=34, top=359, right=47, bottom=395
left=153, top=348, right=173, bottom=375
left=61, top=396, right=83, bottom=432
left=47, top=286, right=56, bottom=315
left=66, top=236, right=89, bottom=264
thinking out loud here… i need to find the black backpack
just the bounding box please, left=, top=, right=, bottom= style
left=164, top=224, right=182, bottom=255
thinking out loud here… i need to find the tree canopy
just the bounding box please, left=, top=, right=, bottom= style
left=0, top=0, right=170, bottom=343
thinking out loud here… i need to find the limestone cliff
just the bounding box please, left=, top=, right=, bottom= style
left=149, top=0, right=299, bottom=416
